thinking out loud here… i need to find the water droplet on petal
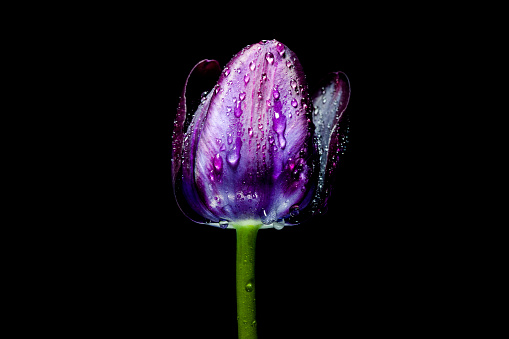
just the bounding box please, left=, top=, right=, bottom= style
left=274, top=221, right=284, bottom=230
left=213, top=153, right=223, bottom=173
left=227, top=137, right=242, bottom=168
left=291, top=98, right=298, bottom=107
left=219, top=219, right=229, bottom=229
left=249, top=61, right=256, bottom=71
left=244, top=73, right=250, bottom=84
left=224, top=67, right=230, bottom=77
left=239, top=92, right=246, bottom=101
left=290, top=79, right=297, bottom=90
left=234, top=102, right=243, bottom=118
left=273, top=88, right=280, bottom=100
left=265, top=52, right=274, bottom=64
left=289, top=204, right=300, bottom=217
left=276, top=42, right=285, bottom=56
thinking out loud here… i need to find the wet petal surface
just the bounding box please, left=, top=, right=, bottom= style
left=311, top=71, right=351, bottom=213
left=194, top=40, right=315, bottom=226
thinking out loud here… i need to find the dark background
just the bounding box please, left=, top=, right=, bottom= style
left=25, top=8, right=473, bottom=338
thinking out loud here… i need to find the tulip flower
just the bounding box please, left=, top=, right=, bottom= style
left=172, top=39, right=350, bottom=338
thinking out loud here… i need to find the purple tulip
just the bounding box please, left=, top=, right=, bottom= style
left=172, top=39, right=350, bottom=229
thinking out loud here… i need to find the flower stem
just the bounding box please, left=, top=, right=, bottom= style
left=235, top=224, right=260, bottom=339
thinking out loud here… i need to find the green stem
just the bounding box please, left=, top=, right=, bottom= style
left=235, top=224, right=261, bottom=339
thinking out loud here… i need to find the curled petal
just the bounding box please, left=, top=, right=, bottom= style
left=172, top=59, right=221, bottom=224
left=311, top=71, right=351, bottom=213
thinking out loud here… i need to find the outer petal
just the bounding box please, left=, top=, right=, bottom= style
left=193, top=40, right=315, bottom=227
left=310, top=71, right=351, bottom=214
left=172, top=60, right=221, bottom=224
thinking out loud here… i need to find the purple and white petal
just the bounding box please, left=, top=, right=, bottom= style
left=311, top=71, right=351, bottom=213
left=193, top=40, right=315, bottom=227
left=172, top=59, right=221, bottom=224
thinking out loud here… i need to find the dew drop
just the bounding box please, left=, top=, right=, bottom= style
left=213, top=153, right=223, bottom=173
left=239, top=92, right=246, bottom=101
left=234, top=102, right=243, bottom=118
left=265, top=52, right=274, bottom=65
left=289, top=204, right=300, bottom=217
left=224, top=67, right=230, bottom=77
left=244, top=73, right=250, bottom=84
left=276, top=42, right=285, bottom=56
left=273, top=88, right=280, bottom=100
left=227, top=134, right=233, bottom=145
left=219, top=220, right=229, bottom=229
left=245, top=282, right=253, bottom=292
left=273, top=221, right=284, bottom=230
left=291, top=98, right=298, bottom=107
left=248, top=127, right=253, bottom=137
left=286, top=60, right=293, bottom=68
left=290, top=79, right=297, bottom=90
left=227, top=137, right=242, bottom=168
left=249, top=61, right=256, bottom=71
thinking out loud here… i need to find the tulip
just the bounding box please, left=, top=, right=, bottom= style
left=172, top=40, right=350, bottom=338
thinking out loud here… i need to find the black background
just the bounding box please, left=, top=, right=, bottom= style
left=25, top=8, right=473, bottom=338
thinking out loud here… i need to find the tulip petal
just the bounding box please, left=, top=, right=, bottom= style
left=172, top=59, right=221, bottom=224
left=311, top=71, right=351, bottom=213
left=193, top=40, right=315, bottom=226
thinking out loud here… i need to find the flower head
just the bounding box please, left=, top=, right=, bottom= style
left=172, top=40, right=350, bottom=229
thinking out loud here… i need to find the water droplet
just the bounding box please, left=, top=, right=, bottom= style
left=276, top=42, right=285, bottom=56
left=227, top=137, right=242, bottom=168
left=265, top=52, right=274, bottom=64
left=291, top=98, right=298, bottom=107
left=234, top=102, right=243, bottom=118
left=273, top=88, right=280, bottom=100
left=289, top=204, right=300, bottom=217
left=213, top=153, right=223, bottom=173
left=239, top=92, right=246, bottom=101
left=219, top=220, right=229, bottom=229
left=248, top=127, right=253, bottom=137
left=290, top=79, right=297, bottom=90
left=274, top=221, right=284, bottom=230
left=286, top=60, right=293, bottom=68
left=244, top=73, right=250, bottom=84
left=227, top=134, right=233, bottom=144
left=245, top=282, right=253, bottom=292
left=249, top=61, right=256, bottom=71
left=224, top=67, right=230, bottom=77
